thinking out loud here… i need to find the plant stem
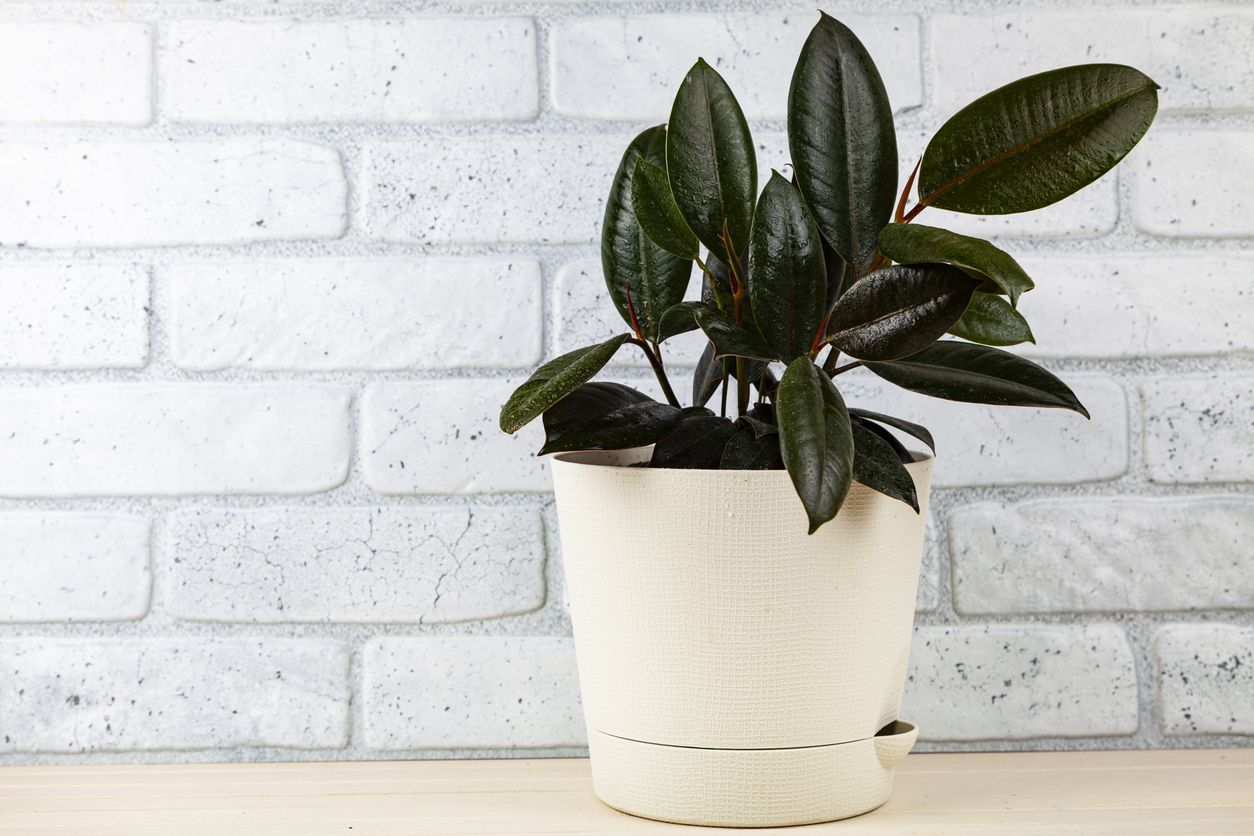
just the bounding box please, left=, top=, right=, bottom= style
left=628, top=338, right=681, bottom=408
left=902, top=202, right=927, bottom=224
left=720, top=362, right=729, bottom=418
left=829, top=361, right=863, bottom=377
left=821, top=345, right=840, bottom=373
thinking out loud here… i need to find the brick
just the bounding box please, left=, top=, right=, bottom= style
left=0, top=515, right=150, bottom=623
left=552, top=12, right=920, bottom=120
left=0, top=140, right=346, bottom=249
left=1134, top=130, right=1254, bottom=238
left=902, top=625, right=1138, bottom=741
left=167, top=506, right=545, bottom=624
left=363, top=637, right=584, bottom=749
left=0, top=385, right=350, bottom=497
left=842, top=373, right=1126, bottom=487
left=365, top=136, right=622, bottom=244
left=1157, top=625, right=1254, bottom=736
left=932, top=8, right=1254, bottom=114
left=361, top=379, right=550, bottom=495
left=917, top=173, right=1117, bottom=240
left=554, top=259, right=707, bottom=368
left=0, top=638, right=349, bottom=752
left=951, top=498, right=1254, bottom=615
left=361, top=374, right=667, bottom=496
left=0, top=22, right=151, bottom=125
left=1013, top=255, right=1254, bottom=360
left=1142, top=376, right=1254, bottom=484
left=915, top=513, right=941, bottom=613
left=0, top=262, right=148, bottom=369
left=171, top=258, right=541, bottom=371
left=166, top=18, right=537, bottom=124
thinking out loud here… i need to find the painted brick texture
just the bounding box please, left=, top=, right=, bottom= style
left=0, top=0, right=1249, bottom=765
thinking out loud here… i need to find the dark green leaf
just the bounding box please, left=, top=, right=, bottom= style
left=950, top=292, right=1036, bottom=346
left=691, top=341, right=770, bottom=409
left=864, top=341, right=1089, bottom=417
left=748, top=171, right=828, bottom=361
left=692, top=341, right=723, bottom=408
left=877, top=223, right=1034, bottom=307
left=695, top=307, right=785, bottom=362
left=823, top=235, right=851, bottom=316
left=667, top=59, right=757, bottom=266
left=539, top=382, right=683, bottom=455
left=702, top=254, right=733, bottom=310
left=631, top=158, right=701, bottom=259
left=740, top=414, right=779, bottom=438
left=851, top=421, right=919, bottom=512
left=720, top=429, right=785, bottom=470
left=602, top=126, right=694, bottom=341
left=656, top=301, right=712, bottom=344
left=776, top=357, right=855, bottom=534
left=500, top=335, right=630, bottom=433
left=848, top=408, right=935, bottom=453
left=919, top=64, right=1159, bottom=215
left=650, top=414, right=739, bottom=469
left=682, top=406, right=716, bottom=418
left=854, top=415, right=913, bottom=463
left=826, top=263, right=982, bottom=361
left=789, top=12, right=897, bottom=276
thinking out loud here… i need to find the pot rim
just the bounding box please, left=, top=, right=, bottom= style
left=552, top=447, right=934, bottom=473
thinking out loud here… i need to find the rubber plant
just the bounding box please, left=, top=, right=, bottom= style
left=500, top=12, right=1158, bottom=534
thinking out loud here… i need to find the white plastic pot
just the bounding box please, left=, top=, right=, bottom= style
left=551, top=446, right=933, bottom=827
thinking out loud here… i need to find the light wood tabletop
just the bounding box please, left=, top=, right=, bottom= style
left=2, top=749, right=1251, bottom=834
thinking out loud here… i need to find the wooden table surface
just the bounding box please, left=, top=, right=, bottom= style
left=2, top=749, right=1251, bottom=835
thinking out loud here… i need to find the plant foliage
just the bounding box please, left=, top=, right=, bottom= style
left=501, top=12, right=1158, bottom=532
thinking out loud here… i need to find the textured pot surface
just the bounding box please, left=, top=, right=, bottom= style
left=588, top=721, right=919, bottom=827
left=553, top=448, right=933, bottom=750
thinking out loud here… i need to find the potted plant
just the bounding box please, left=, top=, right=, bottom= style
left=500, top=12, right=1158, bottom=827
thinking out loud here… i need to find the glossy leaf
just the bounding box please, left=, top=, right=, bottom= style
left=602, top=126, right=694, bottom=341
left=657, top=301, right=711, bottom=343
left=720, top=429, right=785, bottom=470
left=864, top=341, right=1089, bottom=417
left=740, top=414, right=779, bottom=438
left=702, top=254, right=733, bottom=310
left=539, top=382, right=683, bottom=455
left=631, top=158, right=700, bottom=259
left=950, top=292, right=1036, bottom=346
left=877, top=223, right=1034, bottom=307
left=826, top=263, right=982, bottom=361
left=682, top=406, right=716, bottom=418
left=776, top=357, right=855, bottom=534
left=789, top=12, right=897, bottom=276
left=848, top=408, right=935, bottom=453
left=667, top=59, right=757, bottom=265
left=692, top=342, right=723, bottom=408
left=851, top=421, right=918, bottom=512
left=695, top=307, right=785, bottom=362
left=854, top=416, right=913, bottom=463
left=748, top=172, right=828, bottom=361
left=650, top=414, right=739, bottom=469
left=919, top=64, right=1159, bottom=215
left=500, top=334, right=630, bottom=433
left=823, top=235, right=851, bottom=315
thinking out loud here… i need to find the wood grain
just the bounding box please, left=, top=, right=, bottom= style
left=2, top=750, right=1251, bottom=835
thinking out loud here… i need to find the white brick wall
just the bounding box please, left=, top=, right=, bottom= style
left=0, top=140, right=346, bottom=248
left=171, top=258, right=542, bottom=371
left=0, top=0, right=1249, bottom=765
left=0, top=386, right=351, bottom=496
left=903, top=625, right=1139, bottom=741
left=166, top=18, right=539, bottom=124
left=0, top=263, right=149, bottom=369
left=0, top=23, right=152, bottom=126
left=166, top=506, right=546, bottom=623
left=0, top=515, right=151, bottom=622
left=0, top=639, right=350, bottom=752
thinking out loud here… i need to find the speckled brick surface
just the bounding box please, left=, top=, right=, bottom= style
left=0, top=0, right=1249, bottom=766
